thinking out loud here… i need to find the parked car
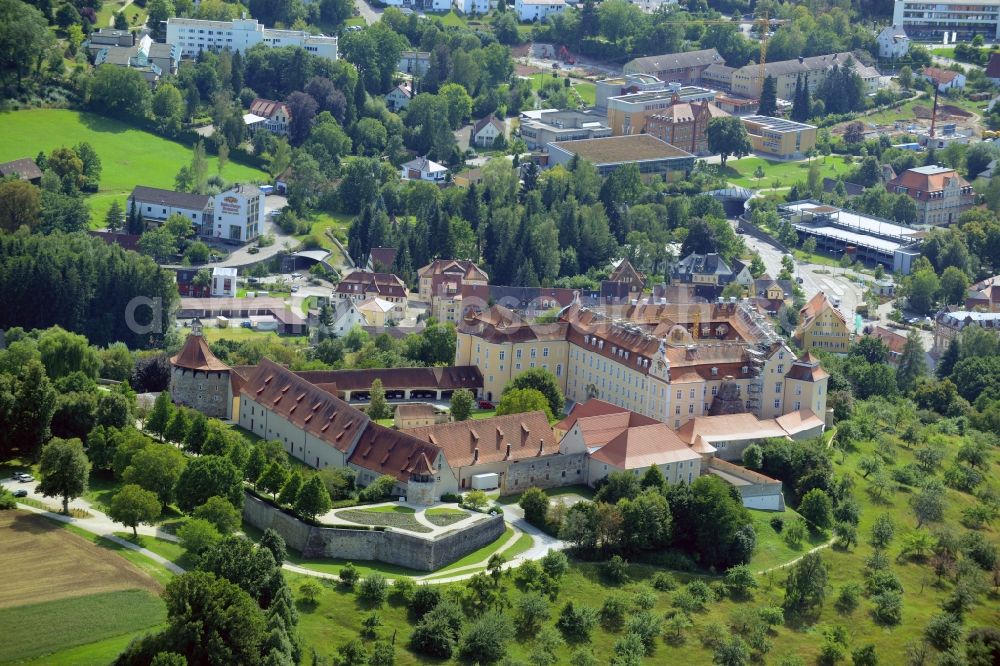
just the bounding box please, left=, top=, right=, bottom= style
left=240, top=321, right=253, bottom=329
left=291, top=285, right=299, bottom=293
left=18, top=474, right=33, bottom=483
left=478, top=400, right=494, bottom=409
left=248, top=277, right=260, bottom=284
left=13, top=489, right=27, bottom=498
left=248, top=246, right=260, bottom=255
left=291, top=272, right=302, bottom=279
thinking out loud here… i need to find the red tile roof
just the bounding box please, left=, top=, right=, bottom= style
left=589, top=423, right=700, bottom=469
left=250, top=98, right=290, bottom=119
left=335, top=271, right=408, bottom=299
left=887, top=167, right=970, bottom=199
left=170, top=330, right=230, bottom=371
left=241, top=358, right=368, bottom=453
left=291, top=366, right=482, bottom=392
left=405, top=411, right=559, bottom=469
left=347, top=422, right=444, bottom=483
left=922, top=67, right=960, bottom=85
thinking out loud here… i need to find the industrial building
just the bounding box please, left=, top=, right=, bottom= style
left=546, top=135, right=695, bottom=180
left=779, top=200, right=923, bottom=274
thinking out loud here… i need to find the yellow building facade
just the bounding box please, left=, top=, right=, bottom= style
left=796, top=293, right=851, bottom=352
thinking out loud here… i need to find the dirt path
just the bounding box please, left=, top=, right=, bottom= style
left=757, top=536, right=837, bottom=575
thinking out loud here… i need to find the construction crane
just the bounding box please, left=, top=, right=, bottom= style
left=757, top=10, right=769, bottom=91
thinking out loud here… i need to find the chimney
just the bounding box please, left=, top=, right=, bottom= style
left=473, top=447, right=479, bottom=463
left=505, top=443, right=511, bottom=459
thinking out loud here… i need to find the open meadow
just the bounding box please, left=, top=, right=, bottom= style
left=0, top=109, right=267, bottom=226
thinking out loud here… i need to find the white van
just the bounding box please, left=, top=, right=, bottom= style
left=831, top=296, right=841, bottom=308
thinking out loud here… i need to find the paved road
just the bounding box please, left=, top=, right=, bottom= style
left=354, top=0, right=382, bottom=24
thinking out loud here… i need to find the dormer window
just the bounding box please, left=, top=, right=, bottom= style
left=711, top=367, right=718, bottom=376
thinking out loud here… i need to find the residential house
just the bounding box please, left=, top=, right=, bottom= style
left=0, top=158, right=42, bottom=185
left=400, top=156, right=448, bottom=182
left=334, top=270, right=408, bottom=318
left=212, top=267, right=237, bottom=297
left=357, top=297, right=396, bottom=327
left=671, top=252, right=735, bottom=296
left=128, top=185, right=212, bottom=227
left=608, top=259, right=646, bottom=295
left=753, top=274, right=793, bottom=314
left=731, top=52, right=881, bottom=99
left=394, top=403, right=449, bottom=429
left=546, top=135, right=695, bottom=180
left=367, top=247, right=398, bottom=272
left=385, top=82, right=414, bottom=112
left=987, top=52, right=1000, bottom=86
left=796, top=292, right=850, bottom=352
left=730, top=259, right=754, bottom=288
left=877, top=24, right=911, bottom=59
left=622, top=48, right=725, bottom=86
left=933, top=310, right=1000, bottom=355
left=418, top=259, right=489, bottom=321
left=472, top=115, right=505, bottom=148
left=922, top=66, right=966, bottom=91
left=741, top=116, right=817, bottom=159
left=166, top=17, right=338, bottom=60
left=643, top=98, right=730, bottom=156
left=328, top=299, right=368, bottom=335
left=249, top=99, right=292, bottom=136
left=965, top=274, right=1000, bottom=311
left=242, top=112, right=268, bottom=134
left=514, top=0, right=566, bottom=22
left=397, top=51, right=430, bottom=77
left=867, top=325, right=907, bottom=365
left=455, top=0, right=493, bottom=12
left=885, top=165, right=974, bottom=226
left=175, top=269, right=211, bottom=297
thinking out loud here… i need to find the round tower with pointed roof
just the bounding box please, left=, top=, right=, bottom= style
left=170, top=318, right=234, bottom=418
left=407, top=452, right=439, bottom=506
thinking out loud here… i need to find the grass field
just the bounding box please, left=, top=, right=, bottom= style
left=722, top=156, right=851, bottom=189
left=20, top=624, right=165, bottom=666
left=0, top=589, right=166, bottom=663
left=425, top=507, right=469, bottom=527
left=336, top=507, right=432, bottom=532
left=793, top=248, right=843, bottom=268
left=528, top=72, right=596, bottom=106
left=0, top=109, right=267, bottom=225
left=201, top=325, right=308, bottom=344
left=0, top=511, right=163, bottom=608
left=115, top=532, right=197, bottom=569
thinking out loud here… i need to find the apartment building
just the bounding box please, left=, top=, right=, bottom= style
left=417, top=259, right=489, bottom=323
left=456, top=301, right=829, bottom=428
left=886, top=165, right=975, bottom=226
left=207, top=184, right=263, bottom=243
left=128, top=186, right=211, bottom=227
left=741, top=116, right=817, bottom=159
left=796, top=292, right=851, bottom=352
left=892, top=0, right=1000, bottom=40
left=933, top=310, right=1000, bottom=355
left=334, top=271, right=408, bottom=318
left=397, top=50, right=431, bottom=77
left=165, top=17, right=338, bottom=60
left=731, top=52, right=880, bottom=100
left=514, top=0, right=566, bottom=21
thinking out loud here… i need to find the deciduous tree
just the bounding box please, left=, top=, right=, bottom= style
left=37, top=437, right=91, bottom=514
left=109, top=483, right=161, bottom=537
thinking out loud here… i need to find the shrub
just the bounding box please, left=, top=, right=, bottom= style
left=599, top=594, right=628, bottom=630
left=601, top=555, right=629, bottom=584
left=514, top=591, right=550, bottom=636
left=650, top=571, right=677, bottom=591
left=699, top=621, right=728, bottom=649
left=410, top=585, right=441, bottom=620
left=515, top=559, right=544, bottom=590
left=440, top=492, right=461, bottom=503
left=631, top=586, right=657, bottom=611
left=359, top=574, right=388, bottom=607
left=177, top=517, right=221, bottom=558
left=687, top=580, right=715, bottom=606
left=390, top=578, right=416, bottom=603
left=519, top=487, right=550, bottom=528
left=541, top=550, right=569, bottom=580
left=556, top=601, right=598, bottom=642
left=870, top=590, right=903, bottom=626
left=458, top=610, right=514, bottom=664
left=361, top=612, right=382, bottom=638
left=298, top=579, right=322, bottom=605
left=724, top=564, right=758, bottom=599
left=624, top=610, right=663, bottom=654
left=461, top=489, right=489, bottom=511
left=783, top=519, right=807, bottom=548
left=671, top=589, right=703, bottom=614
left=339, top=562, right=360, bottom=588
left=0, top=488, right=17, bottom=510
left=358, top=475, right=396, bottom=502
left=834, top=583, right=861, bottom=614
left=770, top=515, right=784, bottom=533
left=924, top=612, right=964, bottom=650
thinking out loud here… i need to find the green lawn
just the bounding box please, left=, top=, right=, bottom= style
left=364, top=504, right=416, bottom=514
left=723, top=156, right=851, bottom=190
left=793, top=248, right=843, bottom=268
left=20, top=625, right=165, bottom=666
left=201, top=326, right=308, bottom=344
left=471, top=408, right=498, bottom=420
left=930, top=47, right=955, bottom=58
left=746, top=508, right=828, bottom=573
left=0, top=590, right=166, bottom=663
left=498, top=483, right=594, bottom=505
left=0, top=109, right=267, bottom=225
left=424, top=507, right=469, bottom=527
left=115, top=533, right=197, bottom=570
left=429, top=525, right=516, bottom=575
left=287, top=553, right=428, bottom=579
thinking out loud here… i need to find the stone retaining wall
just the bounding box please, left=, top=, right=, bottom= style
left=243, top=494, right=506, bottom=572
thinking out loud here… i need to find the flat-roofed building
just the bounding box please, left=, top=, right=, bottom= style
left=519, top=109, right=611, bottom=150
left=594, top=73, right=669, bottom=111
left=397, top=50, right=430, bottom=76
left=622, top=48, right=725, bottom=85
left=741, top=115, right=817, bottom=159
left=606, top=84, right=716, bottom=136
left=166, top=17, right=338, bottom=60
left=779, top=200, right=923, bottom=274
left=514, top=0, right=565, bottom=21
left=892, top=0, right=1000, bottom=41
left=546, top=134, right=695, bottom=180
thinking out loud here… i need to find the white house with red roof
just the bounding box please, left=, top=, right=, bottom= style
left=249, top=98, right=292, bottom=135
left=921, top=66, right=966, bottom=91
